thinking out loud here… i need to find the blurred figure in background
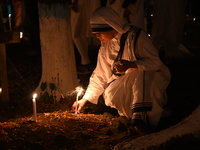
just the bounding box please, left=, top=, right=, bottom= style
left=69, top=0, right=101, bottom=74
left=151, top=0, right=193, bottom=63
left=106, top=0, right=146, bottom=30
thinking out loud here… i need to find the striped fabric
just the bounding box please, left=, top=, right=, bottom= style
left=91, top=24, right=114, bottom=33
left=132, top=102, right=152, bottom=113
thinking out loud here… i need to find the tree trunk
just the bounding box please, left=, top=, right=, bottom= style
left=0, top=44, right=9, bottom=106
left=114, top=105, right=200, bottom=150
left=36, top=2, right=78, bottom=102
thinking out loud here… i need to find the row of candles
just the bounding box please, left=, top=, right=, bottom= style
left=32, top=87, right=83, bottom=122
left=0, top=86, right=83, bottom=122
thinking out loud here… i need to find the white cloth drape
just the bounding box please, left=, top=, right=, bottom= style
left=71, top=0, right=101, bottom=38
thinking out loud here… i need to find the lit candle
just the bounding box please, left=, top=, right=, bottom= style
left=75, top=88, right=83, bottom=114
left=20, top=32, right=23, bottom=39
left=32, top=93, right=37, bottom=122
left=0, top=88, right=2, bottom=103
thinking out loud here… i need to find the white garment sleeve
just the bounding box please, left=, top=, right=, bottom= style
left=134, top=31, right=162, bottom=71
left=83, top=47, right=112, bottom=104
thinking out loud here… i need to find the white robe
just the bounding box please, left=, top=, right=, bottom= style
left=70, top=0, right=101, bottom=64
left=70, top=0, right=101, bottom=38
left=83, top=27, right=171, bottom=127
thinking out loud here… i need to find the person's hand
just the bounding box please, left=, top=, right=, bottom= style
left=72, top=98, right=88, bottom=113
left=114, top=60, right=137, bottom=74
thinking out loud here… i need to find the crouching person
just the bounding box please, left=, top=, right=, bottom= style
left=72, top=7, right=171, bottom=132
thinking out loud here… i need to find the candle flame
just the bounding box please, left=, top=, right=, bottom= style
left=0, top=88, right=2, bottom=93
left=33, top=93, right=37, bottom=99
left=75, top=86, right=84, bottom=96
left=20, top=32, right=23, bottom=38
left=77, top=88, right=83, bottom=96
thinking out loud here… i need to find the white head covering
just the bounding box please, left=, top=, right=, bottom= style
left=90, top=7, right=130, bottom=34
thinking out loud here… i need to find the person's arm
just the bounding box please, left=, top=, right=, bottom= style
left=72, top=46, right=112, bottom=113
left=83, top=47, right=112, bottom=104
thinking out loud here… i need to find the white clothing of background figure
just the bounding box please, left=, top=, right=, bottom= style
left=74, top=7, right=171, bottom=130
left=106, top=0, right=145, bottom=30
left=70, top=0, right=101, bottom=65
left=151, top=0, right=190, bottom=58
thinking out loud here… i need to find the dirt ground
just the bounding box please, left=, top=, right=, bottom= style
left=0, top=20, right=200, bottom=149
